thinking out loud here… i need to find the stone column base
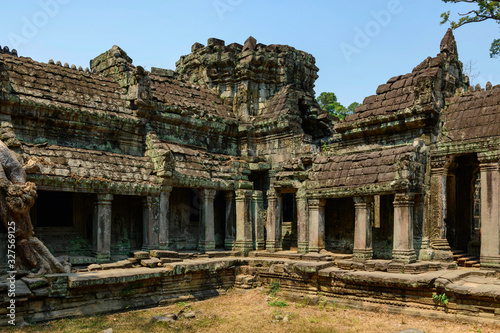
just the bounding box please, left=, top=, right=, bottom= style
left=158, top=243, right=170, bottom=250
left=430, top=239, right=453, bottom=261
left=234, top=240, right=253, bottom=255
left=353, top=248, right=373, bottom=261
left=308, top=245, right=320, bottom=253
left=198, top=242, right=216, bottom=252
left=266, top=241, right=281, bottom=252
left=297, top=241, right=308, bottom=254
left=94, top=251, right=110, bottom=264
left=224, top=239, right=235, bottom=250
left=255, top=240, right=265, bottom=251
left=392, top=249, right=416, bottom=263
left=480, top=255, right=500, bottom=269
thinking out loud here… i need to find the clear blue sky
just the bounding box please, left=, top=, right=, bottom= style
left=1, top=0, right=498, bottom=107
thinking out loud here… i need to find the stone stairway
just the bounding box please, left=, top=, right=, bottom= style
left=452, top=250, right=480, bottom=268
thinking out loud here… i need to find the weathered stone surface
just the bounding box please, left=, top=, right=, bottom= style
left=21, top=277, right=48, bottom=290
left=141, top=258, right=161, bottom=268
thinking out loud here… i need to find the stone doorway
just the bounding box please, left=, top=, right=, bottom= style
left=281, top=192, right=297, bottom=250
left=169, top=187, right=201, bottom=250
left=446, top=155, right=480, bottom=257
left=325, top=197, right=355, bottom=254
left=31, top=191, right=94, bottom=257
left=372, top=194, right=394, bottom=259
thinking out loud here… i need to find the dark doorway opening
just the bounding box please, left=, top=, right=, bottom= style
left=281, top=192, right=297, bottom=250
left=325, top=197, right=355, bottom=253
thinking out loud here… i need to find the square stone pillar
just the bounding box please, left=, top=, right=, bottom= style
left=429, top=157, right=453, bottom=261
left=159, top=186, right=173, bottom=250
left=235, top=189, right=253, bottom=254
left=353, top=196, right=373, bottom=261
left=224, top=191, right=236, bottom=250
left=296, top=190, right=309, bottom=253
left=308, top=198, right=326, bottom=252
left=199, top=189, right=217, bottom=252
left=142, top=196, right=159, bottom=250
left=392, top=193, right=416, bottom=263
left=266, top=189, right=282, bottom=252
left=479, top=157, right=500, bottom=268
left=93, top=194, right=113, bottom=263
left=252, top=191, right=265, bottom=250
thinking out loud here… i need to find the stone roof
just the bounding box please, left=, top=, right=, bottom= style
left=335, top=29, right=464, bottom=139
left=440, top=84, right=500, bottom=142
left=149, top=73, right=235, bottom=120
left=305, top=143, right=425, bottom=196
left=0, top=53, right=131, bottom=116
left=23, top=144, right=159, bottom=195
left=146, top=132, right=250, bottom=190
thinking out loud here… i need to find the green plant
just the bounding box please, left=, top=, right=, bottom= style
left=177, top=301, right=189, bottom=308
left=268, top=299, right=288, bottom=308
left=267, top=280, right=281, bottom=297
left=322, top=142, right=328, bottom=152
left=432, top=292, right=449, bottom=306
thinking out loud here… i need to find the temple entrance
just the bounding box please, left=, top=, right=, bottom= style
left=214, top=190, right=226, bottom=249
left=31, top=191, right=94, bottom=256
left=372, top=194, right=394, bottom=259
left=169, top=188, right=201, bottom=250
left=281, top=192, right=297, bottom=250
left=325, top=197, right=355, bottom=253
left=446, top=154, right=480, bottom=257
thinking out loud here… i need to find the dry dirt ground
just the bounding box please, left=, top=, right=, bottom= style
left=4, top=288, right=500, bottom=333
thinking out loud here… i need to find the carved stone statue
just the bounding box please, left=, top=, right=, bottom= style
left=0, top=140, right=65, bottom=275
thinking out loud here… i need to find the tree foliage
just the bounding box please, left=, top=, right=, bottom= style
left=316, top=92, right=359, bottom=120
left=440, top=0, right=500, bottom=57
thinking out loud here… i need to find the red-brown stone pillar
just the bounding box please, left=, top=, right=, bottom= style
left=224, top=191, right=236, bottom=250
left=93, top=194, right=113, bottom=263
left=429, top=157, right=453, bottom=261
left=353, top=196, right=373, bottom=261
left=198, top=189, right=216, bottom=252
left=479, top=153, right=500, bottom=268
left=308, top=198, right=326, bottom=252
left=159, top=186, right=173, bottom=250
left=252, top=191, right=265, bottom=250
left=266, top=189, right=282, bottom=252
left=143, top=196, right=159, bottom=251
left=235, top=189, right=253, bottom=254
left=392, top=193, right=416, bottom=263
left=296, top=189, right=309, bottom=253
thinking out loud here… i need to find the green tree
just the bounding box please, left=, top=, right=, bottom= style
left=440, top=0, right=500, bottom=57
left=317, top=92, right=359, bottom=120
left=347, top=102, right=360, bottom=114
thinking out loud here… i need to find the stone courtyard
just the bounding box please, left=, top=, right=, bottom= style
left=2, top=29, right=500, bottom=325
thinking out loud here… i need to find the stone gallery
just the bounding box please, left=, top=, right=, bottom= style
left=1, top=29, right=500, bottom=324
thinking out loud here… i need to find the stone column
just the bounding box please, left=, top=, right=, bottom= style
left=158, top=186, right=173, bottom=250
left=479, top=154, right=500, bottom=268
left=235, top=189, right=253, bottom=254
left=392, top=193, right=416, bottom=263
left=353, top=196, right=373, bottom=261
left=199, top=189, right=217, bottom=252
left=266, top=189, right=282, bottom=252
left=429, top=157, right=453, bottom=261
left=414, top=194, right=430, bottom=261
left=308, top=198, right=326, bottom=252
left=93, top=193, right=113, bottom=263
left=224, top=191, right=236, bottom=250
left=296, top=190, right=309, bottom=253
left=142, top=196, right=159, bottom=250
left=252, top=191, right=265, bottom=250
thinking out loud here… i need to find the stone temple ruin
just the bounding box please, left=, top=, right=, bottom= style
left=2, top=30, right=500, bottom=324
